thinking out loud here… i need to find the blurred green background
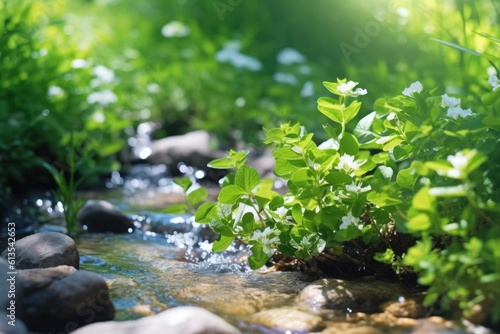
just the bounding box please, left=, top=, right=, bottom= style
left=0, top=0, right=498, bottom=191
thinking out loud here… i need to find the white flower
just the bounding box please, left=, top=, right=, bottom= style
left=439, top=150, right=476, bottom=179
left=275, top=206, right=288, bottom=218
left=335, top=154, right=360, bottom=175
left=87, top=90, right=118, bottom=106
left=337, top=81, right=367, bottom=97
left=402, top=81, right=423, bottom=97
left=215, top=44, right=262, bottom=71
left=92, top=65, right=115, bottom=84
left=277, top=47, right=305, bottom=65
left=250, top=227, right=279, bottom=257
left=488, top=74, right=500, bottom=91
left=441, top=94, right=461, bottom=108
left=300, top=81, right=314, bottom=97
left=339, top=212, right=360, bottom=230
left=346, top=182, right=372, bottom=194
left=273, top=72, right=298, bottom=86
left=71, top=58, right=88, bottom=69
left=446, top=106, right=473, bottom=119
left=161, top=21, right=190, bottom=38
left=48, top=86, right=63, bottom=97
left=386, top=112, right=397, bottom=121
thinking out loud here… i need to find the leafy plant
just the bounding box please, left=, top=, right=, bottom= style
left=194, top=76, right=500, bottom=324
left=38, top=134, right=95, bottom=233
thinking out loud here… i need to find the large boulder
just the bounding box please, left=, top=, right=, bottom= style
left=19, top=266, right=115, bottom=333
left=77, top=200, right=135, bottom=233
left=1, top=232, right=79, bottom=269
left=71, top=306, right=241, bottom=334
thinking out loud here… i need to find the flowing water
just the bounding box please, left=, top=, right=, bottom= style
left=22, top=165, right=495, bottom=333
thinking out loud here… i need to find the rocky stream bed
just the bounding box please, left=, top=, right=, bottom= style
left=1, top=146, right=497, bottom=334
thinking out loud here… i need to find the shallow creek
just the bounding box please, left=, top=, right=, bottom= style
left=30, top=167, right=492, bottom=333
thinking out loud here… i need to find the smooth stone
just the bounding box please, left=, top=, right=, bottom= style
left=1, top=232, right=79, bottom=269
left=71, top=306, right=241, bottom=334
left=77, top=200, right=135, bottom=233
left=297, top=278, right=419, bottom=313
left=147, top=130, right=228, bottom=181
left=384, top=299, right=426, bottom=318
left=0, top=312, right=28, bottom=334
left=20, top=267, right=115, bottom=333
left=249, top=308, right=323, bottom=333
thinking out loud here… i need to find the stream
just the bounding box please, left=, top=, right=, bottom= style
left=18, top=164, right=495, bottom=334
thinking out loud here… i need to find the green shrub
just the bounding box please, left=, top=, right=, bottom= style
left=194, top=75, right=500, bottom=323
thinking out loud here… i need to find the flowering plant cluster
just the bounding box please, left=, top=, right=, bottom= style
left=193, top=77, right=500, bottom=323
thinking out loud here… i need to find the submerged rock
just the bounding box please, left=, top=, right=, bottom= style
left=297, top=278, right=424, bottom=314
left=71, top=306, right=241, bottom=334
left=77, top=200, right=135, bottom=233
left=248, top=307, right=323, bottom=333
left=1, top=232, right=79, bottom=269
left=19, top=266, right=115, bottom=333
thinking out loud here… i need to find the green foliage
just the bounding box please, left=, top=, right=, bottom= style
left=38, top=134, right=94, bottom=233
left=0, top=0, right=131, bottom=190
left=195, top=75, right=500, bottom=323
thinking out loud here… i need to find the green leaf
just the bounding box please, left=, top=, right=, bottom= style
left=213, top=235, right=234, bottom=252
left=240, top=212, right=255, bottom=236
left=275, top=158, right=306, bottom=177
left=163, top=203, right=189, bottom=214
left=273, top=147, right=303, bottom=160
left=343, top=100, right=362, bottom=124
left=374, top=248, right=395, bottom=264
left=235, top=165, right=260, bottom=193
left=339, top=132, right=359, bottom=155
left=324, top=172, right=353, bottom=186
left=407, top=213, right=431, bottom=231
left=269, top=196, right=285, bottom=210
left=195, top=202, right=217, bottom=223
left=292, top=203, right=303, bottom=224
left=174, top=177, right=193, bottom=192
left=317, top=97, right=343, bottom=124
left=382, top=136, right=404, bottom=151
left=187, top=187, right=208, bottom=207
left=367, top=192, right=403, bottom=207
left=396, top=167, right=417, bottom=190
left=412, top=187, right=435, bottom=211
left=218, top=185, right=245, bottom=204
left=208, top=157, right=234, bottom=169
left=354, top=111, right=382, bottom=148
left=431, top=38, right=481, bottom=57
left=248, top=244, right=270, bottom=269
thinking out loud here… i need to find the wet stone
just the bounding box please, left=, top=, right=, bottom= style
left=248, top=307, right=323, bottom=333
left=1, top=232, right=79, bottom=269
left=71, top=306, right=241, bottom=334
left=297, top=278, right=421, bottom=314
left=384, top=299, right=427, bottom=318
left=77, top=200, right=135, bottom=233
left=20, top=267, right=115, bottom=333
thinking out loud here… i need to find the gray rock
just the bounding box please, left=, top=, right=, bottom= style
left=71, top=306, right=241, bottom=334
left=297, top=278, right=422, bottom=314
left=1, top=232, right=79, bottom=270
left=77, top=200, right=135, bottom=233
left=147, top=130, right=227, bottom=181
left=0, top=312, right=28, bottom=334
left=19, top=266, right=115, bottom=333
left=249, top=307, right=323, bottom=333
